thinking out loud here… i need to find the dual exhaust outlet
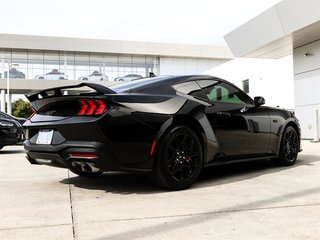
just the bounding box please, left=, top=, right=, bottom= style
left=71, top=161, right=101, bottom=173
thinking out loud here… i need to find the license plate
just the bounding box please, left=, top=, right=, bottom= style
left=36, top=130, right=54, bottom=145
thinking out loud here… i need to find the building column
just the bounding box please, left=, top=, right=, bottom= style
left=1, top=55, right=4, bottom=79
left=0, top=89, right=5, bottom=112
left=6, top=93, right=12, bottom=115
left=64, top=54, right=67, bottom=80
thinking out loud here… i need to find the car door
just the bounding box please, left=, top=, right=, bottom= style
left=197, top=79, right=271, bottom=157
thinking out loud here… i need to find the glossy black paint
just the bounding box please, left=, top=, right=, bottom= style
left=23, top=75, right=301, bottom=173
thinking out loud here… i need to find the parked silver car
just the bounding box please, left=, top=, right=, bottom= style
left=79, top=71, right=108, bottom=81
left=114, top=74, right=143, bottom=81
left=35, top=69, right=67, bottom=80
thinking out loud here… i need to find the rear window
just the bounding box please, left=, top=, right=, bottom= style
left=110, top=76, right=172, bottom=93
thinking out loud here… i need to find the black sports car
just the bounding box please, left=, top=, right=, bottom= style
left=23, top=75, right=301, bottom=190
left=0, top=111, right=25, bottom=150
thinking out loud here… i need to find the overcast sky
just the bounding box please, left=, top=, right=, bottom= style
left=0, top=0, right=280, bottom=46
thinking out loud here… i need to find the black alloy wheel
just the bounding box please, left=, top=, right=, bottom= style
left=274, top=126, right=299, bottom=166
left=154, top=125, right=203, bottom=190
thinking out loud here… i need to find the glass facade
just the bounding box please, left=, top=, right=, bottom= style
left=0, top=50, right=159, bottom=81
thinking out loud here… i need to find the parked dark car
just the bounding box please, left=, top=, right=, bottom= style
left=0, top=68, right=26, bottom=79
left=23, top=75, right=301, bottom=190
left=0, top=111, right=25, bottom=150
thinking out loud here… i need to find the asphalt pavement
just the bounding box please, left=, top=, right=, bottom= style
left=0, top=141, right=319, bottom=240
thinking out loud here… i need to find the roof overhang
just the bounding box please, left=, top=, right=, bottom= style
left=224, top=0, right=320, bottom=59
left=0, top=33, right=232, bottom=60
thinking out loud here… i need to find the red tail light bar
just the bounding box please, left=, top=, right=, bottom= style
left=69, top=153, right=98, bottom=159
left=77, top=99, right=107, bottom=116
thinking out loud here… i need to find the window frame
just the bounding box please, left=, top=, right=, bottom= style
left=196, top=79, right=254, bottom=106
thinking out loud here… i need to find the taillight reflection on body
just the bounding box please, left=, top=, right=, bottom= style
left=28, top=109, right=36, bottom=120
left=77, top=100, right=107, bottom=116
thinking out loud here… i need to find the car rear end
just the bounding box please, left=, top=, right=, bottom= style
left=23, top=83, right=159, bottom=174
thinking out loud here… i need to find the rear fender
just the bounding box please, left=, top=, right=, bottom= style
left=153, top=112, right=218, bottom=165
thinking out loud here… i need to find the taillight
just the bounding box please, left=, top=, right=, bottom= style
left=94, top=100, right=106, bottom=115
left=78, top=100, right=88, bottom=115
left=77, top=99, right=107, bottom=116
left=86, top=100, right=96, bottom=115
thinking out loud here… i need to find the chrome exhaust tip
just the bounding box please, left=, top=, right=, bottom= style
left=72, top=161, right=101, bottom=173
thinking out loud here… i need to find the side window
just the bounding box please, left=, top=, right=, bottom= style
left=197, top=80, right=253, bottom=105
left=172, top=81, right=205, bottom=99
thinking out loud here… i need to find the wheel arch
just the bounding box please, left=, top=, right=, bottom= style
left=152, top=113, right=213, bottom=168
left=171, top=115, right=206, bottom=152
left=276, top=120, right=301, bottom=155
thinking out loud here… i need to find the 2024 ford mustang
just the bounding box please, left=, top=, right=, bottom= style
left=23, top=75, right=301, bottom=190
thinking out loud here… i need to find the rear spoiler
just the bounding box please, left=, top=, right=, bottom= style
left=25, top=82, right=116, bottom=102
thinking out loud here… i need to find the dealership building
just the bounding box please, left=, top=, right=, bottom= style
left=225, top=0, right=320, bottom=139
left=0, top=34, right=231, bottom=114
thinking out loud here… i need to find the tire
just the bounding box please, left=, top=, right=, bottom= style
left=59, top=77, right=65, bottom=80
left=273, top=126, right=299, bottom=166
left=82, top=78, right=88, bottom=81
left=153, top=126, right=203, bottom=190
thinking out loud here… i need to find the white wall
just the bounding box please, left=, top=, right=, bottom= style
left=203, top=56, right=294, bottom=109
left=159, top=57, right=227, bottom=75
left=293, top=40, right=320, bottom=139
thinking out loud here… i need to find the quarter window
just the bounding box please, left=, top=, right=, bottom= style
left=172, top=81, right=205, bottom=99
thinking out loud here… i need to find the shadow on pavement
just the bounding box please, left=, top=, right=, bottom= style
left=60, top=172, right=164, bottom=194
left=0, top=149, right=25, bottom=155
left=60, top=155, right=319, bottom=195
left=196, top=154, right=318, bottom=188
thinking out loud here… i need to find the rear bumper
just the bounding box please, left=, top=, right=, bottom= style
left=24, top=140, right=120, bottom=171
left=24, top=139, right=152, bottom=173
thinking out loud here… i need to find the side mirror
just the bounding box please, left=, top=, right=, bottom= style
left=254, top=96, right=265, bottom=107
